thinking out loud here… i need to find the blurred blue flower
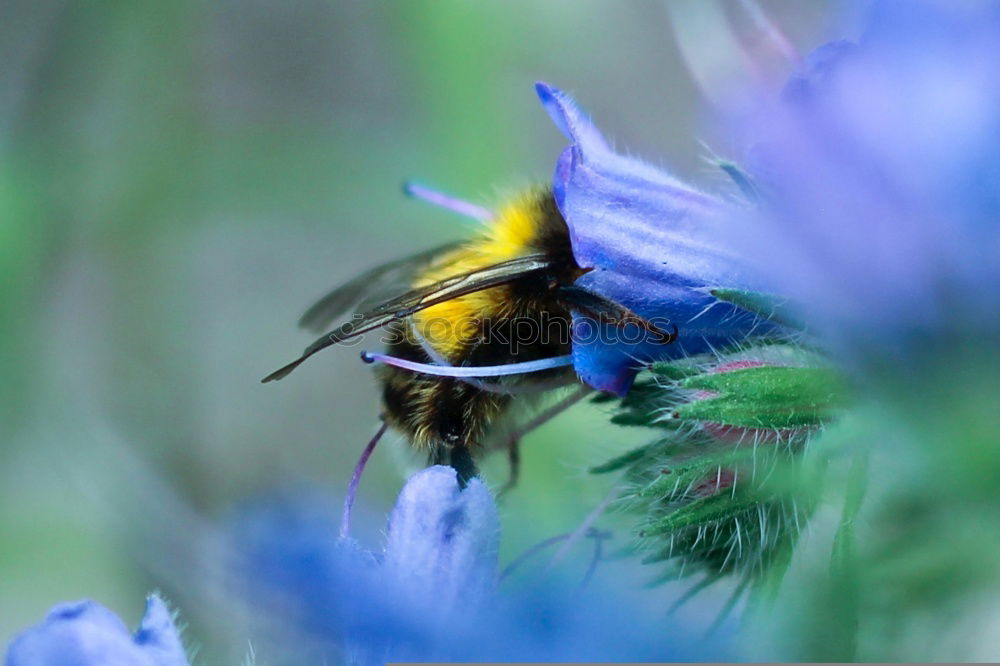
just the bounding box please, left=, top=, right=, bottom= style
left=5, top=595, right=187, bottom=666
left=231, top=466, right=728, bottom=662
left=735, top=0, right=1000, bottom=365
left=230, top=466, right=497, bottom=662
left=536, top=82, right=781, bottom=395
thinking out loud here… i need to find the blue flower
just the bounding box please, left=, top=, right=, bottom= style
left=231, top=466, right=499, bottom=663
left=231, top=466, right=728, bottom=662
left=382, top=465, right=499, bottom=608
left=5, top=595, right=188, bottom=666
left=536, top=82, right=781, bottom=395
left=734, top=0, right=1000, bottom=365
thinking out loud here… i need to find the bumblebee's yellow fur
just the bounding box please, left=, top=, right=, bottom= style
left=411, top=189, right=550, bottom=359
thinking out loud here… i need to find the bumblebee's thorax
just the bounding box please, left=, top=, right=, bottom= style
left=410, top=188, right=577, bottom=362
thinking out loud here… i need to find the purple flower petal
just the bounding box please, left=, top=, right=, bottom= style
left=537, top=82, right=780, bottom=394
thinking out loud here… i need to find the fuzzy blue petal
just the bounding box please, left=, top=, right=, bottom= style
left=5, top=596, right=187, bottom=666
left=132, top=597, right=188, bottom=666
left=537, top=82, right=778, bottom=394
left=384, top=466, right=499, bottom=609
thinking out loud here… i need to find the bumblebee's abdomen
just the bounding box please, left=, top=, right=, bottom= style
left=379, top=321, right=510, bottom=456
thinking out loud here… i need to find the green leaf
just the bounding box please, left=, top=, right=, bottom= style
left=677, top=365, right=849, bottom=428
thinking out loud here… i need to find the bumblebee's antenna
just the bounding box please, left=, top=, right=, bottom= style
left=558, top=285, right=679, bottom=344
left=339, top=420, right=389, bottom=540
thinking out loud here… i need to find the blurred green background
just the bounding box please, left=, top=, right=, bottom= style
left=0, top=1, right=827, bottom=659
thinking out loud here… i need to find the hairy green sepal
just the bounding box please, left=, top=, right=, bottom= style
left=711, top=288, right=805, bottom=330
left=677, top=365, right=848, bottom=428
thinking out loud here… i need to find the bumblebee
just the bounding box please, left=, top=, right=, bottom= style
left=263, top=185, right=676, bottom=484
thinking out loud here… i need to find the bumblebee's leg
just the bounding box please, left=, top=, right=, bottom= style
left=427, top=379, right=506, bottom=488
left=503, top=438, right=521, bottom=494
left=450, top=445, right=478, bottom=489
left=498, top=385, right=593, bottom=495
left=558, top=285, right=678, bottom=344
left=427, top=443, right=477, bottom=487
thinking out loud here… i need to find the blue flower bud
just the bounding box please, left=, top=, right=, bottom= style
left=5, top=595, right=187, bottom=666
left=384, top=465, right=499, bottom=611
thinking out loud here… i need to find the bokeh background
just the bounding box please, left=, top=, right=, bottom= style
left=0, top=1, right=830, bottom=660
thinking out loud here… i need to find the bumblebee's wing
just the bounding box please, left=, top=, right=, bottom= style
left=297, top=241, right=463, bottom=333
left=262, top=254, right=552, bottom=383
